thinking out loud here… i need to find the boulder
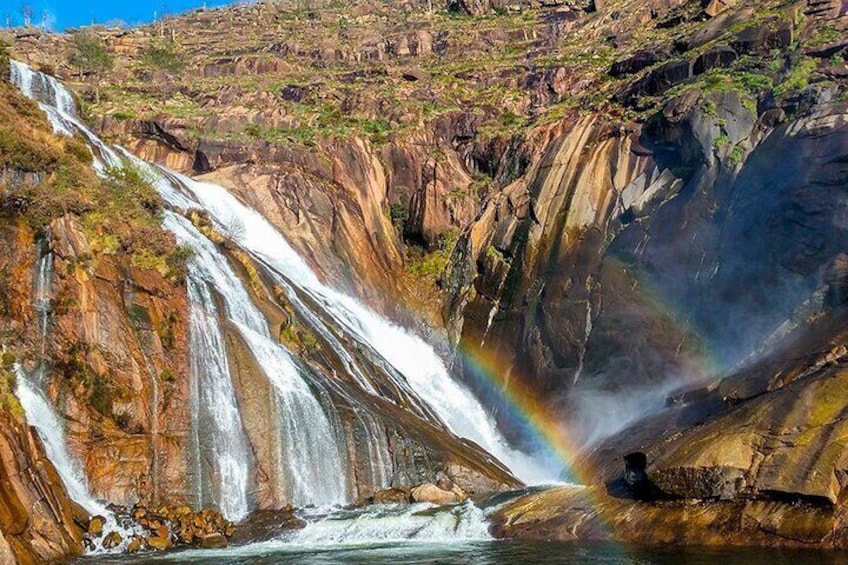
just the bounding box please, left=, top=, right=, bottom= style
left=126, top=536, right=144, bottom=553
left=625, top=59, right=692, bottom=99
left=280, top=85, right=308, bottom=103
left=371, top=487, right=412, bottom=504
left=624, top=452, right=648, bottom=486
left=154, top=524, right=170, bottom=540
left=146, top=535, right=172, bottom=551
left=410, top=483, right=462, bottom=505
left=101, top=531, right=122, bottom=550
left=87, top=515, right=105, bottom=537
left=200, top=532, right=228, bottom=549
left=228, top=510, right=305, bottom=545
left=692, top=45, right=737, bottom=75
left=609, top=50, right=666, bottom=78
left=732, top=20, right=793, bottom=54
left=704, top=0, right=737, bottom=17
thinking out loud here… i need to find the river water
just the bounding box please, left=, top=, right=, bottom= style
left=78, top=540, right=844, bottom=565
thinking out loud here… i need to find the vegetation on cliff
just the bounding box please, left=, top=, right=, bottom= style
left=0, top=46, right=189, bottom=281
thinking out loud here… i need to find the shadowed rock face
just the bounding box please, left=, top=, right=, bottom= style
left=494, top=311, right=848, bottom=547
left=445, top=94, right=848, bottom=447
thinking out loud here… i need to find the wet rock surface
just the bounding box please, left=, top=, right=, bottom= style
left=84, top=504, right=236, bottom=554
left=228, top=509, right=306, bottom=546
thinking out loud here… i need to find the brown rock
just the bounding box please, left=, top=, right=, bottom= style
left=410, top=483, right=462, bottom=505
left=704, top=0, right=736, bottom=17
left=371, top=487, right=412, bottom=504
left=155, top=524, right=170, bottom=539
left=176, top=524, right=194, bottom=545
left=200, top=532, right=228, bottom=549
left=146, top=535, right=172, bottom=551
left=126, top=535, right=145, bottom=553
left=101, top=531, right=123, bottom=550
left=87, top=515, right=105, bottom=537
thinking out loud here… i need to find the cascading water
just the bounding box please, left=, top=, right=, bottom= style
left=14, top=367, right=104, bottom=514
left=185, top=253, right=252, bottom=520
left=287, top=502, right=492, bottom=545
left=166, top=212, right=347, bottom=507
left=9, top=60, right=560, bottom=542
left=14, top=248, right=100, bottom=511
left=137, top=164, right=555, bottom=484
left=14, top=245, right=140, bottom=553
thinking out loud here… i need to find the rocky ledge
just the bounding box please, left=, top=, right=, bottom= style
left=492, top=484, right=848, bottom=548
left=84, top=504, right=236, bottom=554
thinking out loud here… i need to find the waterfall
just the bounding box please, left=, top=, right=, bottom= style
left=16, top=247, right=104, bottom=513
left=9, top=59, right=557, bottom=516
left=14, top=367, right=105, bottom=515
left=14, top=247, right=141, bottom=553
left=146, top=168, right=552, bottom=484
left=186, top=258, right=252, bottom=520
left=166, top=212, right=347, bottom=507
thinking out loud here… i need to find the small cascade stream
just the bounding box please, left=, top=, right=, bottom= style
left=8, top=60, right=560, bottom=552
left=14, top=244, right=140, bottom=553
left=185, top=249, right=252, bottom=520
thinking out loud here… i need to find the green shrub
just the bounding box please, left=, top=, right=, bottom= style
left=406, top=231, right=459, bottom=278
left=0, top=40, right=9, bottom=83
left=729, top=144, right=746, bottom=165
left=389, top=202, right=409, bottom=230
left=143, top=40, right=185, bottom=74
left=774, top=57, right=817, bottom=98
left=88, top=373, right=114, bottom=417
left=1, top=351, right=15, bottom=368
left=68, top=32, right=113, bottom=78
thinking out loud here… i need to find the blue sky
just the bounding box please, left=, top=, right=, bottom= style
left=2, top=0, right=239, bottom=31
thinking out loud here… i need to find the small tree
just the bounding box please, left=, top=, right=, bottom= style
left=68, top=32, right=112, bottom=102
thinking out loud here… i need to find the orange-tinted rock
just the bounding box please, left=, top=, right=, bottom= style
left=87, top=515, right=105, bottom=537
left=200, top=532, right=228, bottom=549
left=101, top=531, right=123, bottom=550
left=126, top=535, right=145, bottom=553
left=371, top=487, right=412, bottom=504
left=146, top=535, right=172, bottom=551
left=410, top=483, right=462, bottom=505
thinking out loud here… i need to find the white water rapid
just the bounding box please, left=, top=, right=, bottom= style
left=169, top=211, right=347, bottom=508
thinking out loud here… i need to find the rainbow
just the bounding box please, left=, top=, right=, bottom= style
left=455, top=341, right=591, bottom=486
left=450, top=255, right=724, bottom=489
